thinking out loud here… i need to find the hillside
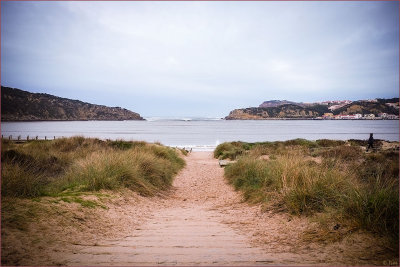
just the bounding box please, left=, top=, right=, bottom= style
left=226, top=104, right=329, bottom=120
left=259, top=100, right=303, bottom=108
left=334, top=101, right=399, bottom=116
left=226, top=99, right=399, bottom=120
left=1, top=87, right=144, bottom=121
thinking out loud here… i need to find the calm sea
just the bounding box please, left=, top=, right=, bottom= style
left=1, top=119, right=399, bottom=151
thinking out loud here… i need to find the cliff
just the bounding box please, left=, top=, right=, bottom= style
left=1, top=86, right=144, bottom=121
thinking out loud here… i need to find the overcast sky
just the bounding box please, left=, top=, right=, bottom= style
left=1, top=1, right=399, bottom=117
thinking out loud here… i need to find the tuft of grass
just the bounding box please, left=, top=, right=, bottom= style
left=348, top=139, right=368, bottom=146
left=60, top=196, right=107, bottom=209
left=317, top=145, right=362, bottom=161
left=107, top=140, right=147, bottom=150
left=214, top=141, right=248, bottom=160
left=342, top=180, right=399, bottom=242
left=178, top=148, right=188, bottom=156
left=316, top=139, right=346, bottom=147
left=224, top=156, right=272, bottom=203
left=1, top=162, right=48, bottom=198
left=357, top=152, right=399, bottom=184
left=225, top=153, right=351, bottom=214
left=283, top=138, right=318, bottom=148
left=51, top=144, right=185, bottom=196
left=108, top=140, right=134, bottom=150
left=1, top=200, right=40, bottom=231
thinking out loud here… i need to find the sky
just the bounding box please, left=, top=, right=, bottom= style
left=1, top=1, right=399, bottom=117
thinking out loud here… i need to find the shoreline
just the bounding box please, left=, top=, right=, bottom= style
left=3, top=137, right=399, bottom=152
left=2, top=117, right=399, bottom=122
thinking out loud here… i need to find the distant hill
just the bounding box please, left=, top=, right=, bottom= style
left=259, top=100, right=304, bottom=108
left=333, top=101, right=399, bottom=116
left=226, top=98, right=399, bottom=120
left=226, top=104, right=329, bottom=120
left=1, top=86, right=144, bottom=121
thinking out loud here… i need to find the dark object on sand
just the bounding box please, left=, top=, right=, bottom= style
left=367, top=133, right=374, bottom=151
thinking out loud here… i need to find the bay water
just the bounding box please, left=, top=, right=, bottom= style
left=2, top=119, right=398, bottom=151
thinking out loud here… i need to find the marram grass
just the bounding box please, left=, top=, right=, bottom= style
left=217, top=139, right=399, bottom=249
left=1, top=137, right=185, bottom=198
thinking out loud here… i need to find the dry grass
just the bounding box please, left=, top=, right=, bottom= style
left=1, top=137, right=185, bottom=198
left=1, top=137, right=186, bottom=259
left=218, top=139, right=399, bottom=250
left=225, top=152, right=352, bottom=214
left=213, top=141, right=249, bottom=160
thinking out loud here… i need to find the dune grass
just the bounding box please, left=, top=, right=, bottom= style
left=1, top=137, right=185, bottom=198
left=224, top=152, right=353, bottom=214
left=216, top=139, right=399, bottom=249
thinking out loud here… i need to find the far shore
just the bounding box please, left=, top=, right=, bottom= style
left=2, top=117, right=400, bottom=122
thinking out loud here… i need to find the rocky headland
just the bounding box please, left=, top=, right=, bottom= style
left=226, top=99, right=399, bottom=120
left=1, top=86, right=144, bottom=121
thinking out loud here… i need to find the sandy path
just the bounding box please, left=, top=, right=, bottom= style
left=58, top=152, right=282, bottom=266
left=44, top=152, right=394, bottom=266
left=63, top=205, right=274, bottom=266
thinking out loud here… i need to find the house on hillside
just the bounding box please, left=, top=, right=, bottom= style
left=378, top=113, right=387, bottom=118
left=338, top=114, right=362, bottom=120
left=386, top=114, right=399, bottom=120
left=323, top=113, right=334, bottom=119
left=364, top=114, right=375, bottom=119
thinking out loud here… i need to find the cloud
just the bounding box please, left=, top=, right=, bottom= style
left=1, top=1, right=398, bottom=116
